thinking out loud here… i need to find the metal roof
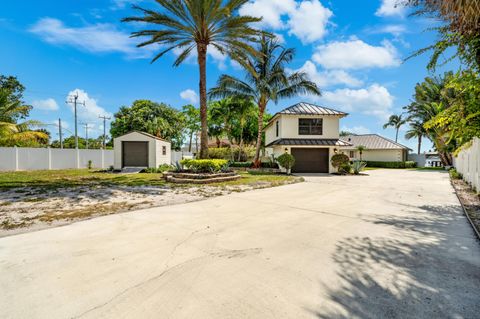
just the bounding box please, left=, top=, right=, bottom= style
left=278, top=102, right=347, bottom=116
left=266, top=138, right=352, bottom=148
left=341, top=134, right=411, bottom=150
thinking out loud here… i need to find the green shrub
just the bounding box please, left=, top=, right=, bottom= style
left=277, top=153, right=295, bottom=174
left=229, top=161, right=253, bottom=168
left=339, top=162, right=352, bottom=175
left=352, top=160, right=367, bottom=174
left=365, top=161, right=417, bottom=169
left=87, top=160, right=93, bottom=169
left=208, top=146, right=256, bottom=161
left=180, top=159, right=229, bottom=173
left=331, top=154, right=350, bottom=171
left=449, top=168, right=463, bottom=179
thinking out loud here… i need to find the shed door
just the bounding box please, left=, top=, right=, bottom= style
left=122, top=141, right=148, bottom=167
left=291, top=148, right=329, bottom=173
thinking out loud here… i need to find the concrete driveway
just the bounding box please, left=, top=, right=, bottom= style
left=1, top=169, right=479, bottom=319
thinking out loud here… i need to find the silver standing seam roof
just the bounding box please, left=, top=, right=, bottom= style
left=265, top=138, right=352, bottom=148
left=341, top=134, right=411, bottom=150
left=277, top=102, right=348, bottom=116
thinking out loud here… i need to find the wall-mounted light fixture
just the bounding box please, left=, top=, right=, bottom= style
left=334, top=148, right=338, bottom=153
left=284, top=148, right=288, bottom=153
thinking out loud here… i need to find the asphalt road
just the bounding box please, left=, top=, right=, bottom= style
left=1, top=169, right=479, bottom=318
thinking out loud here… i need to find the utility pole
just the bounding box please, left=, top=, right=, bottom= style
left=58, top=118, right=63, bottom=149
left=66, top=92, right=85, bottom=149
left=98, top=115, right=111, bottom=149
left=81, top=123, right=90, bottom=149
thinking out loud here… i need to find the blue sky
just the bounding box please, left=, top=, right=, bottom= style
left=0, top=0, right=456, bottom=151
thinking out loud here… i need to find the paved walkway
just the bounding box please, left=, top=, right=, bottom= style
left=1, top=169, right=479, bottom=318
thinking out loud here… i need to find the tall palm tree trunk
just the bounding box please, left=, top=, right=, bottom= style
left=395, top=128, right=399, bottom=142
left=417, top=136, right=422, bottom=154
left=188, top=131, right=193, bottom=153
left=253, top=102, right=266, bottom=164
left=198, top=43, right=209, bottom=159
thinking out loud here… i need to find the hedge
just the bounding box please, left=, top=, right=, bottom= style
left=208, top=147, right=256, bottom=161
left=365, top=161, right=417, bottom=168
left=180, top=159, right=229, bottom=173
left=229, top=161, right=253, bottom=168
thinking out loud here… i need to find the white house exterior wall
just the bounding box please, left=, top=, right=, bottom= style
left=346, top=149, right=403, bottom=162
left=265, top=115, right=341, bottom=146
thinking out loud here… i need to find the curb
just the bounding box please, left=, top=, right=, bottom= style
left=450, top=179, right=480, bottom=241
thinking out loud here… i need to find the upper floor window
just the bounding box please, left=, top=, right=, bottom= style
left=275, top=121, right=279, bottom=137
left=298, top=118, right=323, bottom=135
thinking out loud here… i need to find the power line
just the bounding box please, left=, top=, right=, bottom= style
left=66, top=92, right=85, bottom=149
left=99, top=115, right=111, bottom=149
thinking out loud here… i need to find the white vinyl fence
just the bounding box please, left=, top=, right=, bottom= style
left=0, top=147, right=114, bottom=171
left=454, top=137, right=480, bottom=192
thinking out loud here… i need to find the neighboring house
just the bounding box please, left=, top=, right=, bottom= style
left=340, top=134, right=411, bottom=162
left=113, top=131, right=171, bottom=170
left=425, top=151, right=443, bottom=167
left=264, top=102, right=351, bottom=173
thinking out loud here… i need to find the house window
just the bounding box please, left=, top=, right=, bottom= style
left=162, top=146, right=166, bottom=155
left=275, top=121, right=279, bottom=137
left=349, top=151, right=355, bottom=158
left=298, top=118, right=323, bottom=135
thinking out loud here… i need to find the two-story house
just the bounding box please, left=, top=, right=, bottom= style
left=264, top=102, right=351, bottom=173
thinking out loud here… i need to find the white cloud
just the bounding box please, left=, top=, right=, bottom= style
left=287, top=0, right=333, bottom=43
left=319, top=84, right=394, bottom=120
left=30, top=18, right=151, bottom=59
left=111, top=0, right=144, bottom=9
left=180, top=89, right=199, bottom=105
left=341, top=125, right=371, bottom=135
left=66, top=89, right=112, bottom=125
left=313, top=38, right=401, bottom=69
left=239, top=0, right=332, bottom=43
left=32, top=98, right=58, bottom=111
left=239, top=0, right=296, bottom=29
left=292, top=60, right=363, bottom=88
left=376, top=0, right=406, bottom=17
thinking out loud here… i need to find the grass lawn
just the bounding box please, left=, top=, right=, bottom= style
left=0, top=169, right=300, bottom=189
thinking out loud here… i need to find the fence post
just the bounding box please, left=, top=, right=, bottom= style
left=101, top=148, right=105, bottom=169
left=14, top=146, right=19, bottom=171
left=47, top=147, right=52, bottom=170
left=76, top=148, right=80, bottom=169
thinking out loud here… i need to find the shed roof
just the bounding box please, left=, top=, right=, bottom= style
left=341, top=134, right=411, bottom=150
left=117, top=131, right=169, bottom=142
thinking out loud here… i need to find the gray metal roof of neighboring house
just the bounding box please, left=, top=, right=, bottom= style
left=265, top=138, right=352, bottom=148
left=341, top=134, right=412, bottom=150
left=277, top=102, right=348, bottom=116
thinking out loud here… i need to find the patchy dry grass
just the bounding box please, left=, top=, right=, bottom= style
left=0, top=169, right=302, bottom=236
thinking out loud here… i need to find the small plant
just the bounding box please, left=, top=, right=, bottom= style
left=277, top=153, right=295, bottom=174
left=108, top=165, right=114, bottom=172
left=352, top=160, right=367, bottom=175
left=87, top=160, right=93, bottom=169
left=331, top=153, right=350, bottom=173
left=356, top=145, right=366, bottom=161
left=339, top=162, right=352, bottom=175
left=449, top=168, right=463, bottom=179
left=141, top=164, right=174, bottom=173
left=229, top=161, right=253, bottom=168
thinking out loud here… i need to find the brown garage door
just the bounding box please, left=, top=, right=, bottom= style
left=291, top=148, right=329, bottom=173
left=122, top=141, right=148, bottom=167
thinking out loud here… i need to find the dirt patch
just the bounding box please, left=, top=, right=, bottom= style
left=451, top=178, right=480, bottom=237
left=0, top=177, right=302, bottom=237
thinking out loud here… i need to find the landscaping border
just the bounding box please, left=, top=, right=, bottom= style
left=450, top=179, right=480, bottom=241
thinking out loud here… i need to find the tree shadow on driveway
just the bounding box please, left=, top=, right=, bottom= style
left=310, top=204, right=480, bottom=319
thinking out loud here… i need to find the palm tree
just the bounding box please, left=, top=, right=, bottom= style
left=356, top=145, right=366, bottom=161
left=383, top=114, right=406, bottom=143
left=403, top=72, right=456, bottom=165
left=122, top=0, right=263, bottom=159
left=405, top=120, right=427, bottom=154
left=0, top=89, right=47, bottom=146
left=209, top=34, right=321, bottom=163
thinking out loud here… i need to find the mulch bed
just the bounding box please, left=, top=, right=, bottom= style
left=164, top=171, right=241, bottom=184
left=451, top=178, right=480, bottom=238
